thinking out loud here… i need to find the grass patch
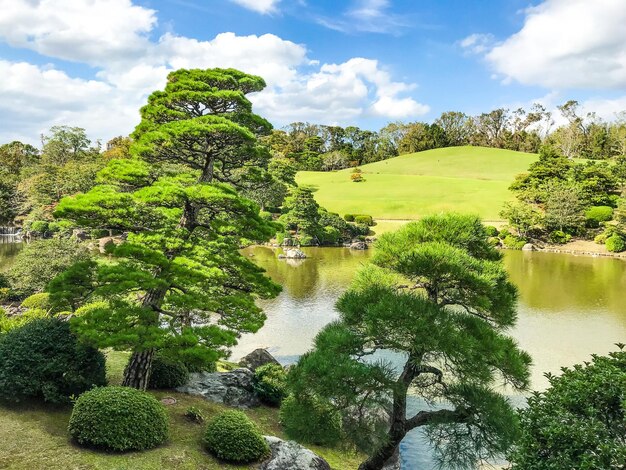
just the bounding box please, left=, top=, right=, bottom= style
left=297, top=146, right=538, bottom=221
left=0, top=350, right=363, bottom=469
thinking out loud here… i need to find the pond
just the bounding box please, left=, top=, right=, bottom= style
left=232, top=246, right=626, bottom=469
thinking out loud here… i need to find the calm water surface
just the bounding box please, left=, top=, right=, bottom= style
left=233, top=246, right=626, bottom=469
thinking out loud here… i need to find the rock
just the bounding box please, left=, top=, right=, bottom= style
left=176, top=368, right=260, bottom=408
left=72, top=229, right=88, bottom=241
left=350, top=241, right=367, bottom=250
left=522, top=243, right=536, bottom=251
left=284, top=249, right=307, bottom=259
left=260, top=436, right=331, bottom=470
left=97, top=236, right=124, bottom=254
left=238, top=348, right=280, bottom=371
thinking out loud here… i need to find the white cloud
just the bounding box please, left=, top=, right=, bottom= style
left=480, top=0, right=626, bottom=89
left=0, top=0, right=429, bottom=144
left=315, top=0, right=408, bottom=34
left=0, top=0, right=157, bottom=66
left=459, top=33, right=494, bottom=55
left=229, top=0, right=280, bottom=14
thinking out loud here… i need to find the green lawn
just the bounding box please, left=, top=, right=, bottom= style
left=0, top=350, right=363, bottom=470
left=297, top=146, right=538, bottom=221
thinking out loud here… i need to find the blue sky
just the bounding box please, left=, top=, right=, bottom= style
left=0, top=0, right=624, bottom=143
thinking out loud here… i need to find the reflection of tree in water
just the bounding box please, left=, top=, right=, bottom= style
left=505, top=251, right=626, bottom=317
left=0, top=241, right=21, bottom=271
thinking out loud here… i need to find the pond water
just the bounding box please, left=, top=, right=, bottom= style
left=232, top=246, right=626, bottom=469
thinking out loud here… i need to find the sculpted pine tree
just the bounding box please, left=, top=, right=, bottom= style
left=288, top=214, right=532, bottom=470
left=50, top=69, right=280, bottom=389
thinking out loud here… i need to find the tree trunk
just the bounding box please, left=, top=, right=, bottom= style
left=358, top=425, right=405, bottom=470
left=122, top=348, right=155, bottom=390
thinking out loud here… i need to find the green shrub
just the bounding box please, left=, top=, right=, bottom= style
left=259, top=211, right=273, bottom=221
left=0, top=308, right=49, bottom=333
left=344, top=214, right=355, bottom=222
left=48, top=220, right=74, bottom=235
left=354, top=215, right=373, bottom=226
left=148, top=356, right=189, bottom=389
left=548, top=230, right=571, bottom=244
left=6, top=238, right=91, bottom=298
left=253, top=363, right=288, bottom=406
left=321, top=226, right=340, bottom=245
left=90, top=228, right=110, bottom=239
left=0, top=318, right=106, bottom=403
left=20, top=292, right=51, bottom=310
left=585, top=206, right=614, bottom=228
left=487, top=236, right=500, bottom=247
left=298, top=234, right=316, bottom=246
left=503, top=235, right=527, bottom=250
left=484, top=225, right=499, bottom=237
left=69, top=386, right=169, bottom=451
left=279, top=394, right=342, bottom=446
left=28, top=220, right=49, bottom=233
left=203, top=410, right=269, bottom=463
left=185, top=406, right=204, bottom=423
left=605, top=235, right=626, bottom=253
left=498, top=229, right=511, bottom=239
left=353, top=223, right=370, bottom=236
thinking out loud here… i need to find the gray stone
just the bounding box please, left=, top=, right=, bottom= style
left=72, top=229, right=88, bottom=241
left=97, top=235, right=124, bottom=254
left=176, top=368, right=260, bottom=408
left=239, top=348, right=280, bottom=371
left=259, top=436, right=331, bottom=470
left=284, top=249, right=307, bottom=259
left=522, top=243, right=536, bottom=251
left=350, top=241, right=368, bottom=250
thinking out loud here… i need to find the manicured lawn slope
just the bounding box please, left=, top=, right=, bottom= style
left=0, top=351, right=362, bottom=470
left=297, top=146, right=538, bottom=221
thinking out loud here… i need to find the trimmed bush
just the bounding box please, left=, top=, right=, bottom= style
left=484, top=225, right=499, bottom=237
left=503, top=235, right=527, bottom=250
left=148, top=356, right=189, bottom=389
left=259, top=211, right=273, bottom=221
left=344, top=214, right=355, bottom=222
left=69, top=386, right=169, bottom=451
left=605, top=235, right=626, bottom=253
left=585, top=206, right=614, bottom=228
left=487, top=236, right=500, bottom=247
left=253, top=363, right=288, bottom=406
left=0, top=318, right=106, bottom=403
left=0, top=307, right=48, bottom=333
left=20, top=292, right=52, bottom=310
left=498, top=228, right=511, bottom=239
left=354, top=215, right=374, bottom=226
left=321, top=226, right=340, bottom=245
left=548, top=230, right=571, bottom=245
left=279, top=394, right=342, bottom=446
left=29, top=220, right=49, bottom=233
left=203, top=410, right=269, bottom=463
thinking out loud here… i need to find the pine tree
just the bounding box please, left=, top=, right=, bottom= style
left=50, top=69, right=281, bottom=389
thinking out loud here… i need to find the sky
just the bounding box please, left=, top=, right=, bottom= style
left=0, top=0, right=625, bottom=144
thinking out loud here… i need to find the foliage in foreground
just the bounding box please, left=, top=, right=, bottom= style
left=203, top=410, right=270, bottom=463
left=69, top=386, right=169, bottom=451
left=252, top=363, right=288, bottom=406
left=510, top=349, right=626, bottom=470
left=279, top=393, right=342, bottom=446
left=0, top=318, right=106, bottom=404
left=288, top=213, right=531, bottom=470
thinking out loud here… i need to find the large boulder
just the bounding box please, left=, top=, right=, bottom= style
left=239, top=348, right=280, bottom=371
left=350, top=241, right=367, bottom=250
left=260, top=436, right=331, bottom=470
left=176, top=368, right=260, bottom=408
left=522, top=243, right=536, bottom=251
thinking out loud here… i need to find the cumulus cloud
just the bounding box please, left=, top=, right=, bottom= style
left=475, top=0, right=626, bottom=89
left=0, top=0, right=157, bottom=66
left=229, top=0, right=281, bottom=14
left=0, top=1, right=429, bottom=143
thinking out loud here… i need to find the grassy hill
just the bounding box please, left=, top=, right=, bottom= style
left=297, top=146, right=537, bottom=222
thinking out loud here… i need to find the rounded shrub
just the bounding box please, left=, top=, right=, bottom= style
left=279, top=394, right=342, bottom=446
left=484, top=225, right=499, bottom=237
left=148, top=356, right=189, bottom=389
left=253, top=363, right=288, bottom=406
left=28, top=220, right=49, bottom=233
left=203, top=410, right=269, bottom=463
left=259, top=211, right=273, bottom=221
left=20, top=292, right=52, bottom=310
left=503, top=235, right=527, bottom=250
left=354, top=215, right=374, bottom=226
left=498, top=228, right=511, bottom=239
left=585, top=206, right=614, bottom=228
left=0, top=318, right=106, bottom=403
left=548, top=230, right=571, bottom=245
left=344, top=214, right=355, bottom=222
left=69, top=386, right=169, bottom=451
left=605, top=235, right=626, bottom=253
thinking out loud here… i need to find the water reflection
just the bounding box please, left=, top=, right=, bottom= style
left=233, top=246, right=626, bottom=469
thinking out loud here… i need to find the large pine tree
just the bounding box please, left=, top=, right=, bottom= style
left=50, top=69, right=280, bottom=389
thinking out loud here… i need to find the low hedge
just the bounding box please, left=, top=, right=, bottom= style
left=203, top=410, right=269, bottom=463
left=354, top=215, right=373, bottom=226
left=69, top=386, right=169, bottom=451
left=148, top=356, right=189, bottom=389
left=585, top=206, right=614, bottom=228
left=605, top=235, right=626, bottom=253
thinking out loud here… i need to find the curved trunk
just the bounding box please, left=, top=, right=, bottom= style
left=358, top=425, right=405, bottom=470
